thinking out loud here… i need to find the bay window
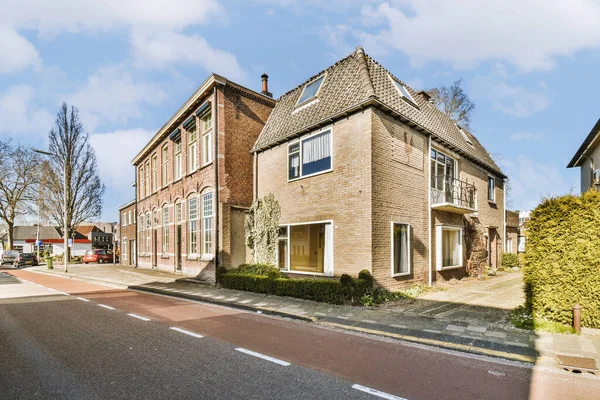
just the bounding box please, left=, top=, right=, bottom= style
left=436, top=226, right=463, bottom=270
left=288, top=129, right=332, bottom=180
left=392, top=223, right=410, bottom=276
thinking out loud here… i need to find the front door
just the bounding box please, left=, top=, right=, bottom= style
left=175, top=225, right=182, bottom=271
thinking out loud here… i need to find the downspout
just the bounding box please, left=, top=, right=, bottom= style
left=503, top=178, right=507, bottom=254
left=427, top=135, right=432, bottom=287
left=135, top=167, right=138, bottom=268
left=253, top=152, right=258, bottom=202
left=213, top=86, right=220, bottom=277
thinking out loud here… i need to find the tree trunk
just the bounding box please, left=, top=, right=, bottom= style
left=6, top=220, right=14, bottom=250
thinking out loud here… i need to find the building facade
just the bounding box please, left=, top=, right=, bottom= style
left=568, top=119, right=600, bottom=192
left=505, top=210, right=519, bottom=255
left=254, top=47, right=507, bottom=290
left=119, top=200, right=137, bottom=266
left=132, top=74, right=275, bottom=279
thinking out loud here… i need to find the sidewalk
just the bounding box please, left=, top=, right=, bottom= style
left=29, top=265, right=600, bottom=374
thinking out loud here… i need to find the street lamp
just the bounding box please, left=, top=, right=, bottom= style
left=34, top=149, right=68, bottom=273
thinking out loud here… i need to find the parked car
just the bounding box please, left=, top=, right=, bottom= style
left=83, top=249, right=114, bottom=264
left=14, top=253, right=38, bottom=268
left=0, top=250, right=19, bottom=265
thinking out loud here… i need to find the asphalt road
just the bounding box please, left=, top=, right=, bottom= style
left=1, top=269, right=598, bottom=400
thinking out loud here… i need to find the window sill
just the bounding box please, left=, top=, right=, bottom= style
left=186, top=255, right=199, bottom=261
left=488, top=200, right=496, bottom=205
left=437, top=265, right=463, bottom=271
left=173, top=178, right=182, bottom=184
left=160, top=255, right=170, bottom=259
left=200, top=255, right=214, bottom=261
left=392, top=272, right=411, bottom=278
left=288, top=168, right=333, bottom=183
left=283, top=270, right=333, bottom=277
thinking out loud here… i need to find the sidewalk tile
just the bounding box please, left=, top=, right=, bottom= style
left=446, top=324, right=467, bottom=333
left=466, top=325, right=487, bottom=333
left=485, top=331, right=507, bottom=339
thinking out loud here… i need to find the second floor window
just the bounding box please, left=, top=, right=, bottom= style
left=288, top=129, right=332, bottom=180
left=151, top=155, right=157, bottom=192
left=174, top=138, right=182, bottom=181
left=488, top=176, right=496, bottom=202
left=188, top=124, right=197, bottom=173
left=145, top=161, right=150, bottom=197
left=162, top=145, right=168, bottom=186
left=139, top=166, right=145, bottom=198
left=430, top=149, right=455, bottom=190
left=202, top=113, right=213, bottom=165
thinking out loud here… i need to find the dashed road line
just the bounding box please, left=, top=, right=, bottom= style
left=351, top=384, right=407, bottom=400
left=98, top=304, right=115, bottom=310
left=170, top=327, right=204, bottom=338
left=77, top=297, right=90, bottom=302
left=127, top=313, right=151, bottom=321
left=235, top=348, right=290, bottom=366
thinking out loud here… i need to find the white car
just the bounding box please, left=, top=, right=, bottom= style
left=0, top=250, right=19, bottom=265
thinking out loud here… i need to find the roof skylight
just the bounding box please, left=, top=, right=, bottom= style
left=458, top=126, right=474, bottom=147
left=390, top=76, right=417, bottom=107
left=297, top=75, right=325, bottom=106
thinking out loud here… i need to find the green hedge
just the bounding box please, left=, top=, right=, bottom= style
left=220, top=269, right=373, bottom=305
left=523, top=191, right=600, bottom=328
left=501, top=253, right=519, bottom=270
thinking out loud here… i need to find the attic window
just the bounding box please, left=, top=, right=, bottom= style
left=297, top=75, right=325, bottom=106
left=390, top=75, right=418, bottom=107
left=458, top=126, right=474, bottom=147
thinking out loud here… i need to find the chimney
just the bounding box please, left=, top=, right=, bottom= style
left=261, top=73, right=272, bottom=97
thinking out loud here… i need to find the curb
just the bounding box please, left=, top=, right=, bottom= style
left=129, top=285, right=317, bottom=323
left=317, top=321, right=536, bottom=364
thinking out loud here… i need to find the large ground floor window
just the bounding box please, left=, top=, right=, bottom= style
left=436, top=225, right=463, bottom=270
left=277, top=221, right=333, bottom=275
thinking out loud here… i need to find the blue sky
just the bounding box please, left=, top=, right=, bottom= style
left=1, top=0, right=597, bottom=221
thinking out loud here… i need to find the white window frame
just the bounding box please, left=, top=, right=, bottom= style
left=391, top=221, right=411, bottom=277
left=162, top=206, right=170, bottom=254
left=436, top=225, right=463, bottom=271
left=278, top=220, right=334, bottom=276
left=162, top=145, right=169, bottom=187
left=151, top=154, right=157, bottom=193
left=145, top=160, right=151, bottom=197
left=296, top=74, right=325, bottom=107
left=457, top=125, right=474, bottom=147
left=201, top=113, right=213, bottom=165
left=122, top=237, right=128, bottom=261
left=276, top=227, right=289, bottom=271
left=506, top=238, right=513, bottom=253
left=174, top=138, right=182, bottom=181
left=128, top=211, right=132, bottom=225
left=202, top=191, right=214, bottom=256
left=388, top=74, right=418, bottom=108
left=187, top=196, right=198, bottom=256
left=139, top=166, right=145, bottom=198
left=488, top=176, right=496, bottom=202
left=122, top=213, right=127, bottom=227
left=187, top=124, right=198, bottom=173
left=287, top=127, right=333, bottom=182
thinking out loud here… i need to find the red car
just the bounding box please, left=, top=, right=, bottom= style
left=83, top=249, right=114, bottom=264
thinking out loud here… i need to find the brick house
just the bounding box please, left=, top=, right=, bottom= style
left=253, top=47, right=507, bottom=290
left=505, top=210, right=519, bottom=255
left=132, top=74, right=275, bottom=279
left=119, top=200, right=137, bottom=266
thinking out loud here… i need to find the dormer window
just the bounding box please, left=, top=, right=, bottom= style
left=389, top=75, right=418, bottom=108
left=458, top=125, right=474, bottom=147
left=296, top=75, right=325, bottom=106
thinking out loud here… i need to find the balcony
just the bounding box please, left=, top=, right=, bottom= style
left=431, top=175, right=477, bottom=214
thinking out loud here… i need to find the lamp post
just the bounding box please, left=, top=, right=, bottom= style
left=34, top=149, right=68, bottom=273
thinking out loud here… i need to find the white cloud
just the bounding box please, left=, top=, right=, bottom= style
left=510, top=132, right=546, bottom=141
left=89, top=128, right=154, bottom=191
left=0, top=85, right=53, bottom=136
left=359, top=1, right=600, bottom=72
left=131, top=31, right=247, bottom=82
left=471, top=66, right=549, bottom=117
left=68, top=65, right=167, bottom=131
left=0, top=26, right=41, bottom=74
left=500, top=155, right=573, bottom=211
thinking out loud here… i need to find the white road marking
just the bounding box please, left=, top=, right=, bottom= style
left=170, top=327, right=204, bottom=338
left=127, top=313, right=150, bottom=321
left=488, top=370, right=506, bottom=376
left=98, top=304, right=115, bottom=310
left=352, top=384, right=407, bottom=400
left=235, top=348, right=290, bottom=366
left=77, top=297, right=90, bottom=302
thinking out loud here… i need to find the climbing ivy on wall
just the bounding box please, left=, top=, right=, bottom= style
left=244, top=194, right=281, bottom=266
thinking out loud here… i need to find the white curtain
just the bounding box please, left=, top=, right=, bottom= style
left=302, top=131, right=331, bottom=164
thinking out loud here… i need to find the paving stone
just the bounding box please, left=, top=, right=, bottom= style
left=446, top=324, right=467, bottom=333
left=466, top=325, right=487, bottom=333
left=484, top=331, right=507, bottom=339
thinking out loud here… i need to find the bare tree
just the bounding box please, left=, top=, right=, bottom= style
left=43, top=103, right=105, bottom=258
left=0, top=139, right=41, bottom=250
left=427, top=79, right=475, bottom=128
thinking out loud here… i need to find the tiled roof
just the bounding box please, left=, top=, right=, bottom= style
left=254, top=47, right=504, bottom=177
left=11, top=226, right=62, bottom=240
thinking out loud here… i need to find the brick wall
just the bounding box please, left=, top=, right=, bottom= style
left=119, top=203, right=137, bottom=266
left=371, top=109, right=429, bottom=289
left=256, top=109, right=373, bottom=277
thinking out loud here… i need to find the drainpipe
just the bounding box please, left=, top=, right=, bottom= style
left=253, top=151, right=258, bottom=202
left=135, top=167, right=138, bottom=268
left=427, top=135, right=433, bottom=286
left=213, top=86, right=220, bottom=277
left=503, top=178, right=507, bottom=253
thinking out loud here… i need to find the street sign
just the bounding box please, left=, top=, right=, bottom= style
left=68, top=238, right=73, bottom=248
left=35, top=240, right=42, bottom=247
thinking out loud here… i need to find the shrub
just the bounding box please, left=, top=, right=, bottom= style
left=215, top=266, right=228, bottom=281
left=339, top=274, right=354, bottom=287
left=358, top=269, right=374, bottom=286
left=230, top=263, right=279, bottom=276
left=523, top=191, right=600, bottom=328
left=501, top=253, right=519, bottom=270
left=267, top=269, right=283, bottom=280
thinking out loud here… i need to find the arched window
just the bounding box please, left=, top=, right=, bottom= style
left=202, top=191, right=214, bottom=255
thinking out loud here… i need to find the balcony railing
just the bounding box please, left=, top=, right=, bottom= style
left=431, top=175, right=477, bottom=213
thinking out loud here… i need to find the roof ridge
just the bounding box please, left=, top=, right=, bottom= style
left=355, top=46, right=375, bottom=98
